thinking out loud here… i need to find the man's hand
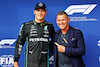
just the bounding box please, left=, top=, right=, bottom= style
left=14, top=62, right=19, bottom=67
left=74, top=27, right=78, bottom=29
left=55, top=42, right=65, bottom=53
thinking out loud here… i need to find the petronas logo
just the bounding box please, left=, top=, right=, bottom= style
left=44, top=26, right=48, bottom=30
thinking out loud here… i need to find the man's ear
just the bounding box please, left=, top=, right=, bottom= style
left=56, top=18, right=57, bottom=23
left=45, top=11, right=47, bottom=15
left=68, top=17, right=70, bottom=23
left=33, top=10, right=35, bottom=14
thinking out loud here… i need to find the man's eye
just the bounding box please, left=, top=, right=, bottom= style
left=36, top=9, right=40, bottom=11
left=62, top=19, right=65, bottom=21
left=58, top=20, right=60, bottom=21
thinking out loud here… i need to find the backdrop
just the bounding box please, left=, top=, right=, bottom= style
left=0, top=0, right=100, bottom=67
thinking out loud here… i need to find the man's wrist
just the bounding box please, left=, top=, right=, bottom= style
left=14, top=62, right=18, bottom=65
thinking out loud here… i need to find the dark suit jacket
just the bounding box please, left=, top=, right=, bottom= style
left=53, top=26, right=85, bottom=67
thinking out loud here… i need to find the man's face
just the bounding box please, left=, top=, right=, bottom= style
left=34, top=8, right=47, bottom=22
left=56, top=14, right=69, bottom=30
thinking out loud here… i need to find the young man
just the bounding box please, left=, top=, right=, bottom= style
left=53, top=11, right=85, bottom=67
left=14, top=2, right=55, bottom=67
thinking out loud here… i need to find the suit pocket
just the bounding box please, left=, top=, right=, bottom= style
left=69, top=40, right=77, bottom=48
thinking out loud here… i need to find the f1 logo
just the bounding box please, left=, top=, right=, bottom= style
left=65, top=4, right=97, bottom=15
left=99, top=56, right=100, bottom=62
left=0, top=39, right=16, bottom=45
left=97, top=40, right=100, bottom=46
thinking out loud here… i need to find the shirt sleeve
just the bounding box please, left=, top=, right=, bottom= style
left=48, top=23, right=55, bottom=50
left=49, top=23, right=55, bottom=38
left=14, top=23, right=27, bottom=62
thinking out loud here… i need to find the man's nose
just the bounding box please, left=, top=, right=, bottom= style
left=61, top=20, right=64, bottom=23
left=39, top=10, right=42, bottom=14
